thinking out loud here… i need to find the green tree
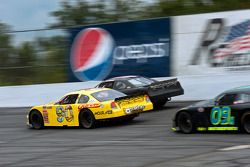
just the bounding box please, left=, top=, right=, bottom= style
left=145, top=0, right=250, bottom=17
left=0, top=23, right=14, bottom=85
left=34, top=35, right=67, bottom=83
left=49, top=0, right=146, bottom=28
left=13, top=42, right=37, bottom=84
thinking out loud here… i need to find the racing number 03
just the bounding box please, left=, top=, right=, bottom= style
left=210, top=106, right=235, bottom=125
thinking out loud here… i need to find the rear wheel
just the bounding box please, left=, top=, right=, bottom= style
left=177, top=112, right=194, bottom=134
left=124, top=114, right=139, bottom=122
left=79, top=110, right=96, bottom=129
left=152, top=99, right=167, bottom=108
left=29, top=110, right=44, bottom=130
left=241, top=112, right=250, bottom=133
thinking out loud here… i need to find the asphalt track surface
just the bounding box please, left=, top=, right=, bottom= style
left=0, top=102, right=250, bottom=167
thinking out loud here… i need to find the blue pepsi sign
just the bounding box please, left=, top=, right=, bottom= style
left=68, top=18, right=171, bottom=81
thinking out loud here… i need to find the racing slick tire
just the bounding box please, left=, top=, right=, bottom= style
left=152, top=99, right=167, bottom=108
left=79, top=109, right=96, bottom=129
left=177, top=112, right=194, bottom=134
left=29, top=110, right=44, bottom=130
left=241, top=112, right=250, bottom=134
left=124, top=113, right=139, bottom=122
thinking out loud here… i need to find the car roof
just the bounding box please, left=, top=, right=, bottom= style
left=224, top=85, right=250, bottom=94
left=65, top=88, right=112, bottom=96
left=105, top=75, right=140, bottom=81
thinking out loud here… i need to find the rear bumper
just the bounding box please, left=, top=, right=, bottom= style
left=95, top=103, right=153, bottom=120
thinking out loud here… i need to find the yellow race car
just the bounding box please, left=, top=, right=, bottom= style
left=27, top=88, right=153, bottom=129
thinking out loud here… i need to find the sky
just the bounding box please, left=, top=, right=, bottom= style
left=0, top=0, right=154, bottom=45
left=0, top=0, right=60, bottom=31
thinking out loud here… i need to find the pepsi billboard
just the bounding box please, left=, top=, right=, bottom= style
left=68, top=18, right=171, bottom=81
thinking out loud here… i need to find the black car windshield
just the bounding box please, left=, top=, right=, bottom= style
left=128, top=77, right=155, bottom=87
left=91, top=90, right=126, bottom=102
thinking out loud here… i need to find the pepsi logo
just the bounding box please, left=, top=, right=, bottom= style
left=70, top=28, right=114, bottom=81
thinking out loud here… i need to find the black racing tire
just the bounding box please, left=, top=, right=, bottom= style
left=29, top=110, right=44, bottom=130
left=125, top=114, right=139, bottom=122
left=79, top=109, right=96, bottom=129
left=177, top=112, right=194, bottom=134
left=241, top=112, right=250, bottom=134
left=153, top=99, right=167, bottom=108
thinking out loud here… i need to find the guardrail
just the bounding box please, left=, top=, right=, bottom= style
left=1, top=73, right=250, bottom=107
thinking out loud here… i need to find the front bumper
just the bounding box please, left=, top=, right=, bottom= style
left=26, top=114, right=32, bottom=127
left=171, top=119, right=180, bottom=132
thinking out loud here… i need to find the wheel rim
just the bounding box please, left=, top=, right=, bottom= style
left=243, top=115, right=250, bottom=133
left=178, top=113, right=192, bottom=133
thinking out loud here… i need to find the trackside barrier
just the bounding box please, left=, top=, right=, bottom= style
left=0, top=81, right=100, bottom=107
left=0, top=73, right=250, bottom=107
left=164, top=72, right=250, bottom=101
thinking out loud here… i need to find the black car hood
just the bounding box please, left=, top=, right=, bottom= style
left=188, top=99, right=214, bottom=108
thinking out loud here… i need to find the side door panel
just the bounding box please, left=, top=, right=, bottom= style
left=50, top=94, right=80, bottom=126
left=52, top=104, right=79, bottom=126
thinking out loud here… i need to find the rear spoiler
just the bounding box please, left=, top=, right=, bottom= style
left=149, top=78, right=178, bottom=90
left=148, top=78, right=184, bottom=97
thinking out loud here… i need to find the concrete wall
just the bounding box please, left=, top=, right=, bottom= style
left=1, top=74, right=250, bottom=107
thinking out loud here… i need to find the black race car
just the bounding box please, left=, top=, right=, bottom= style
left=96, top=76, right=184, bottom=107
left=173, top=86, right=250, bottom=134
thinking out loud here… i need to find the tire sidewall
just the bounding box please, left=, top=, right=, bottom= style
left=152, top=99, right=167, bottom=108
left=79, top=110, right=96, bottom=129
left=177, top=112, right=194, bottom=134
left=29, top=110, right=44, bottom=130
left=241, top=112, right=250, bottom=133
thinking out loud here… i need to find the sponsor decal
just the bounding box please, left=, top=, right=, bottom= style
left=42, top=106, right=49, bottom=124
left=197, top=127, right=238, bottom=131
left=197, top=127, right=207, bottom=131
left=78, top=103, right=100, bottom=110
left=192, top=18, right=250, bottom=71
left=94, top=110, right=112, bottom=115
left=150, top=80, right=177, bottom=90
left=117, top=96, right=144, bottom=106
left=124, top=105, right=145, bottom=114
left=207, top=127, right=238, bottom=131
left=210, top=106, right=235, bottom=125
left=197, top=107, right=205, bottom=113
left=68, top=18, right=171, bottom=81
left=113, top=42, right=168, bottom=62
left=70, top=28, right=114, bottom=81
left=56, top=105, right=74, bottom=123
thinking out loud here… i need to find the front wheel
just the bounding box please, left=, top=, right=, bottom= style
left=29, top=110, right=44, bottom=130
left=241, top=112, right=250, bottom=133
left=177, top=112, right=194, bottom=134
left=79, top=110, right=96, bottom=129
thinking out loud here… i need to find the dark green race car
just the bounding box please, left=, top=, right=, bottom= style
left=172, top=86, right=250, bottom=134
